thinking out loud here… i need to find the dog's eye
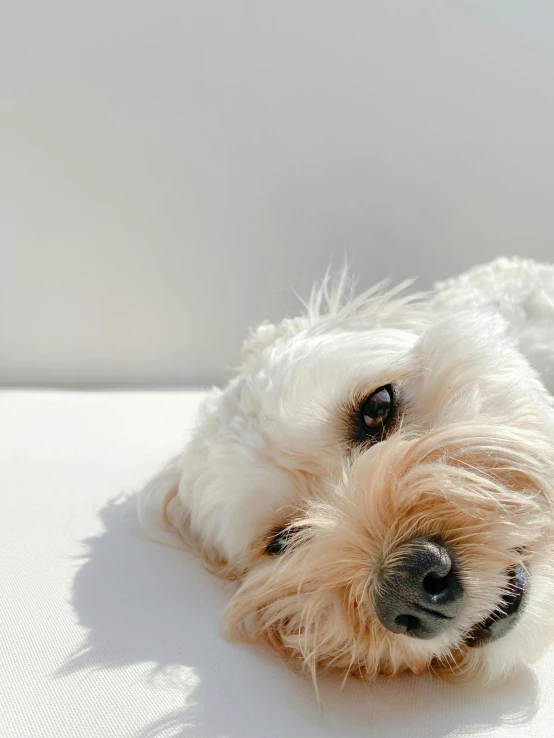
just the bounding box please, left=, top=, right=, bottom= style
left=362, top=386, right=392, bottom=428
left=265, top=526, right=304, bottom=555
left=357, top=385, right=394, bottom=442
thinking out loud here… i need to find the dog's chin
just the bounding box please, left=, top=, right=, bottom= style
left=463, top=564, right=529, bottom=648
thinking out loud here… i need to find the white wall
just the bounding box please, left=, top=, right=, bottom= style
left=2, top=1, right=554, bottom=387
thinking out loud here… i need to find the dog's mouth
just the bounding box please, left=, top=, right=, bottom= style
left=464, top=564, right=529, bottom=648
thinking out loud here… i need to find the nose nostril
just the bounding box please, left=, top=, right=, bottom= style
left=422, top=572, right=452, bottom=597
left=394, top=614, right=420, bottom=632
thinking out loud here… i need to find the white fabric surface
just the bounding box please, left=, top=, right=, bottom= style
left=2, top=390, right=554, bottom=738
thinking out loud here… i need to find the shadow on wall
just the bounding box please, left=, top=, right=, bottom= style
left=60, top=496, right=539, bottom=738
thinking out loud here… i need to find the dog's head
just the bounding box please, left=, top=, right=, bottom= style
left=149, top=276, right=554, bottom=683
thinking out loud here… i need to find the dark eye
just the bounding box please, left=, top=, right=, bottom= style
left=265, top=525, right=305, bottom=555
left=357, top=385, right=394, bottom=442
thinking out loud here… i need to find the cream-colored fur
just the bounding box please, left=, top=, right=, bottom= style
left=139, top=257, right=554, bottom=685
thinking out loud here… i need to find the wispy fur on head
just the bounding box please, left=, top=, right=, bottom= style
left=139, top=257, right=554, bottom=688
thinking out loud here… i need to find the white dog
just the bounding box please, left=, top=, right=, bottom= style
left=139, top=257, right=554, bottom=684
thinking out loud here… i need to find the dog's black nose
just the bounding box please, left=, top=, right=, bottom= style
left=373, top=539, right=463, bottom=639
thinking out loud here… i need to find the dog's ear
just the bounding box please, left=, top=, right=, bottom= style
left=137, top=457, right=186, bottom=549
left=137, top=454, right=234, bottom=578
left=240, top=318, right=306, bottom=371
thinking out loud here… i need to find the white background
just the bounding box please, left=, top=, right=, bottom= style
left=2, top=1, right=554, bottom=387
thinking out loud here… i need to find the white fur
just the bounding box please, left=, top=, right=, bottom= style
left=139, top=257, right=554, bottom=684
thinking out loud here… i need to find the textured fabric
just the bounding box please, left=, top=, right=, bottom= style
left=1, top=390, right=553, bottom=738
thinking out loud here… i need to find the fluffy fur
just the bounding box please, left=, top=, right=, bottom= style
left=139, top=257, right=554, bottom=685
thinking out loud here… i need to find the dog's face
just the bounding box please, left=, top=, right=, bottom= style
left=164, top=284, right=554, bottom=683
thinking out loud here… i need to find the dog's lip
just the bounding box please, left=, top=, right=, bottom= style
left=463, top=564, right=529, bottom=648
